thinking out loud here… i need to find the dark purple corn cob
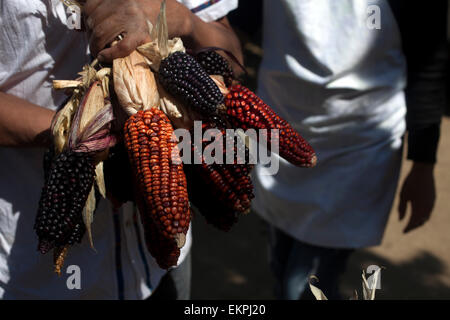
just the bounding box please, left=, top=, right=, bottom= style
left=195, top=50, right=234, bottom=87
left=158, top=51, right=224, bottom=116
left=35, top=150, right=95, bottom=253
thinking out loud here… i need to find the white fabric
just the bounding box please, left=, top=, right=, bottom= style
left=0, top=0, right=235, bottom=299
left=180, top=0, right=238, bottom=22
left=253, top=0, right=407, bottom=248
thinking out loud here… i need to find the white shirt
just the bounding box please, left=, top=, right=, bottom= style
left=253, top=0, right=407, bottom=248
left=0, top=0, right=237, bottom=299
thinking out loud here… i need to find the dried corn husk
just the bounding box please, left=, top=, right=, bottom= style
left=51, top=92, right=80, bottom=154
left=362, top=267, right=381, bottom=300
left=82, top=185, right=97, bottom=250
left=210, top=75, right=230, bottom=95
left=113, top=50, right=160, bottom=116
left=61, top=0, right=82, bottom=8
left=309, top=276, right=328, bottom=300
left=134, top=1, right=194, bottom=128
left=50, top=65, right=116, bottom=267
left=309, top=268, right=382, bottom=300
left=78, top=82, right=104, bottom=134
left=137, top=1, right=185, bottom=72
left=53, top=80, right=83, bottom=90
left=51, top=63, right=107, bottom=154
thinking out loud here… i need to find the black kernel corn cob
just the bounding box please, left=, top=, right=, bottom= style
left=194, top=50, right=234, bottom=87
left=124, top=109, right=190, bottom=269
left=158, top=51, right=224, bottom=116
left=225, top=84, right=317, bottom=168
left=35, top=150, right=95, bottom=254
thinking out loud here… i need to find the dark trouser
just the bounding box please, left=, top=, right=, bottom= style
left=268, top=225, right=354, bottom=300
left=147, top=251, right=192, bottom=300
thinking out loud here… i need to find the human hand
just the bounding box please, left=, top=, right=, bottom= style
left=398, top=162, right=436, bottom=233
left=83, top=0, right=193, bottom=62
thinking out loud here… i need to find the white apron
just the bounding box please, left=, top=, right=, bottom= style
left=253, top=0, right=407, bottom=248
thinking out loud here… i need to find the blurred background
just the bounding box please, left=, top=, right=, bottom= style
left=191, top=1, right=450, bottom=299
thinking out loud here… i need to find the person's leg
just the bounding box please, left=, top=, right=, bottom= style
left=284, top=239, right=354, bottom=300
left=147, top=251, right=192, bottom=300
left=267, top=224, right=298, bottom=299
left=268, top=225, right=353, bottom=300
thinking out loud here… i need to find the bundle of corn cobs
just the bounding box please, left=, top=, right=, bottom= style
left=35, top=1, right=317, bottom=273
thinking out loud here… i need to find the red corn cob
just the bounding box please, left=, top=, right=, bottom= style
left=124, top=109, right=190, bottom=269
left=224, top=84, right=317, bottom=168
left=186, top=122, right=254, bottom=231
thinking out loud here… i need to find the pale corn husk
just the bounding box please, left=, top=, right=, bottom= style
left=79, top=64, right=98, bottom=88
left=113, top=50, right=160, bottom=116
left=362, top=267, right=381, bottom=300
left=210, top=75, right=230, bottom=96
left=137, top=34, right=185, bottom=73
left=137, top=1, right=185, bottom=72
left=51, top=92, right=80, bottom=154
left=51, top=63, right=108, bottom=155
left=309, top=268, right=382, bottom=300
left=309, top=275, right=328, bottom=300
left=96, top=68, right=111, bottom=98
left=95, top=162, right=106, bottom=198
left=82, top=185, right=97, bottom=250
left=78, top=82, right=105, bottom=135
left=53, top=80, right=83, bottom=90
left=134, top=1, right=194, bottom=128
left=61, top=0, right=82, bottom=8
left=175, top=233, right=186, bottom=249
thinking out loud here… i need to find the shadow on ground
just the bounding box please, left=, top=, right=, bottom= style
left=191, top=212, right=275, bottom=299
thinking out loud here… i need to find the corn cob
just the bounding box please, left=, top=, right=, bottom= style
left=135, top=193, right=181, bottom=269
left=35, top=150, right=95, bottom=254
left=194, top=50, right=234, bottom=87
left=158, top=51, right=224, bottom=116
left=225, top=84, right=317, bottom=168
left=185, top=166, right=238, bottom=232
left=124, top=109, right=190, bottom=269
left=186, top=122, right=254, bottom=231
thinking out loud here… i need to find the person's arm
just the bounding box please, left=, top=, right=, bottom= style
left=83, top=0, right=243, bottom=69
left=390, top=1, right=448, bottom=233
left=0, top=91, right=54, bottom=147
